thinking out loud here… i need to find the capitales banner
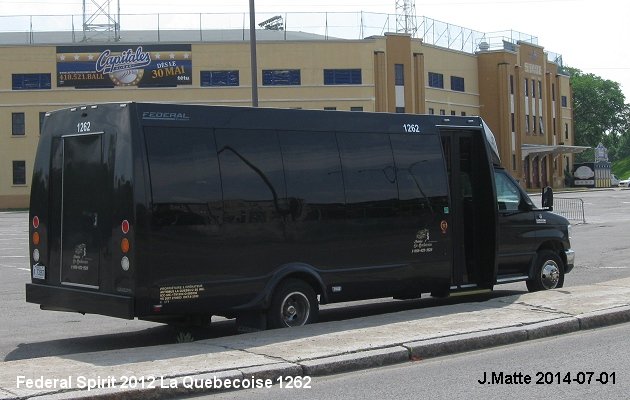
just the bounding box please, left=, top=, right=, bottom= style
left=56, top=44, right=192, bottom=88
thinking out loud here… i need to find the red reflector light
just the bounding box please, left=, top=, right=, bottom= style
left=121, top=220, right=130, bottom=234
left=33, top=216, right=40, bottom=229
left=152, top=305, right=163, bottom=313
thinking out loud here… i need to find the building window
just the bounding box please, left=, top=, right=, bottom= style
left=450, top=110, right=456, bottom=116
left=428, top=108, right=435, bottom=114
left=532, top=80, right=537, bottom=98
left=450, top=76, right=465, bottom=92
left=395, top=107, right=405, bottom=113
left=13, top=161, right=26, bottom=185
left=509, top=75, right=514, bottom=94
left=525, top=115, right=530, bottom=133
left=524, top=78, right=529, bottom=96
left=39, top=112, right=46, bottom=135
left=538, top=81, right=543, bottom=99
left=439, top=109, right=446, bottom=115
left=565, top=123, right=569, bottom=140
left=428, top=72, right=444, bottom=88
left=262, top=69, right=301, bottom=86
left=533, top=115, right=537, bottom=134
left=511, top=113, right=515, bottom=132
left=461, top=111, right=466, bottom=116
left=552, top=83, right=556, bottom=101
left=539, top=117, right=544, bottom=134
left=512, top=154, right=516, bottom=171
left=200, top=70, right=239, bottom=87
left=350, top=107, right=364, bottom=111
left=561, top=95, right=568, bottom=107
left=324, top=107, right=337, bottom=110
left=324, top=69, right=361, bottom=85
left=394, top=64, right=404, bottom=86
left=553, top=118, right=557, bottom=135
left=12, top=113, right=25, bottom=136
left=12, top=73, right=51, bottom=90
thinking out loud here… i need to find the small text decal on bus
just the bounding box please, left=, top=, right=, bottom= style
left=77, top=121, right=91, bottom=133
left=142, top=111, right=191, bottom=121
left=403, top=124, right=420, bottom=133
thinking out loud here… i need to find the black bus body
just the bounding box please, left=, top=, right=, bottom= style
left=26, top=103, right=574, bottom=329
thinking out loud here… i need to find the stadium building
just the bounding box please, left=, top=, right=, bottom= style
left=0, top=11, right=581, bottom=208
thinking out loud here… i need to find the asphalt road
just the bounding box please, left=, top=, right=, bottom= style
left=192, top=322, right=630, bottom=400
left=1, top=189, right=629, bottom=362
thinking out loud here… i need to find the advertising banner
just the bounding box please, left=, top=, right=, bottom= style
left=56, top=44, right=192, bottom=88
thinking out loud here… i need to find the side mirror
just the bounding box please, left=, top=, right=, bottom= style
left=542, top=186, right=553, bottom=211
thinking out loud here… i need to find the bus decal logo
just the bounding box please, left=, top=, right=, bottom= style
left=142, top=111, right=190, bottom=121
left=412, top=229, right=434, bottom=254
left=71, top=243, right=91, bottom=271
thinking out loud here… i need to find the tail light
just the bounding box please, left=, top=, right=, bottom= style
left=120, top=220, right=131, bottom=271
left=31, top=215, right=42, bottom=265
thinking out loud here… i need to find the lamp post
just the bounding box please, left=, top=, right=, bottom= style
left=249, top=0, right=259, bottom=107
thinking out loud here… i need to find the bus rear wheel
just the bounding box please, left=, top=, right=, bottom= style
left=268, top=279, right=318, bottom=329
left=526, top=250, right=565, bottom=292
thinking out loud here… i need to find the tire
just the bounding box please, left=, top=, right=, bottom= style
left=267, top=279, right=318, bottom=329
left=526, top=250, right=565, bottom=292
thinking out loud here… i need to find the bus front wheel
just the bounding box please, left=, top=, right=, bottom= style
left=268, top=279, right=319, bottom=329
left=526, top=250, right=565, bottom=292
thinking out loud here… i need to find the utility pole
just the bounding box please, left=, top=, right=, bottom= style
left=249, top=0, right=259, bottom=107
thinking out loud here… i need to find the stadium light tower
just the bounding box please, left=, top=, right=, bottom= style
left=395, top=0, right=418, bottom=36
left=82, top=0, right=120, bottom=42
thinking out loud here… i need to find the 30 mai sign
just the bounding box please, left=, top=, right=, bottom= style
left=56, top=44, right=192, bottom=88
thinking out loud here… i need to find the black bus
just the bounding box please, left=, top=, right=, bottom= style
left=26, top=103, right=574, bottom=329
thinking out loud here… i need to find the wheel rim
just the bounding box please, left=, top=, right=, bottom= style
left=540, top=260, right=560, bottom=289
left=280, top=291, right=310, bottom=327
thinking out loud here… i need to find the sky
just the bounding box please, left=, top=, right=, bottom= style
left=1, top=0, right=628, bottom=100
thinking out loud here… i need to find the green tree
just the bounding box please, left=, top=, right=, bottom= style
left=568, top=67, right=630, bottom=162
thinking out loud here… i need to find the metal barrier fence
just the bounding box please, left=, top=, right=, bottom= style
left=0, top=11, right=559, bottom=61
left=551, top=197, right=586, bottom=224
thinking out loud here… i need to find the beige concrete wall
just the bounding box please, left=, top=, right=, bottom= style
left=419, top=43, right=480, bottom=117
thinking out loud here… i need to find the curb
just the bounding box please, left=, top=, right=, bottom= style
left=5, top=306, right=630, bottom=400
left=299, top=347, right=410, bottom=376
left=577, top=306, right=630, bottom=329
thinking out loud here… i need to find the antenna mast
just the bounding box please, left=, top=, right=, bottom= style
left=82, top=0, right=121, bottom=42
left=395, top=0, right=418, bottom=36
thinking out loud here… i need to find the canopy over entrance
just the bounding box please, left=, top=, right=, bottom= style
left=521, top=144, right=589, bottom=160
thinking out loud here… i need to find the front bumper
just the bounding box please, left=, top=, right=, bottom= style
left=565, top=249, right=575, bottom=273
left=26, top=283, right=134, bottom=319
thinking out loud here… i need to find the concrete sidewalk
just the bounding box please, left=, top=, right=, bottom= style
left=2, top=278, right=630, bottom=400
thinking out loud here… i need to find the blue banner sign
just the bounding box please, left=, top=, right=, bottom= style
left=56, top=44, right=192, bottom=88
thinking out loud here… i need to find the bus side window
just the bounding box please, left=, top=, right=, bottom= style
left=278, top=131, right=345, bottom=221
left=215, top=129, right=286, bottom=225
left=389, top=134, right=448, bottom=208
left=336, top=132, right=397, bottom=209
left=144, top=127, right=222, bottom=227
